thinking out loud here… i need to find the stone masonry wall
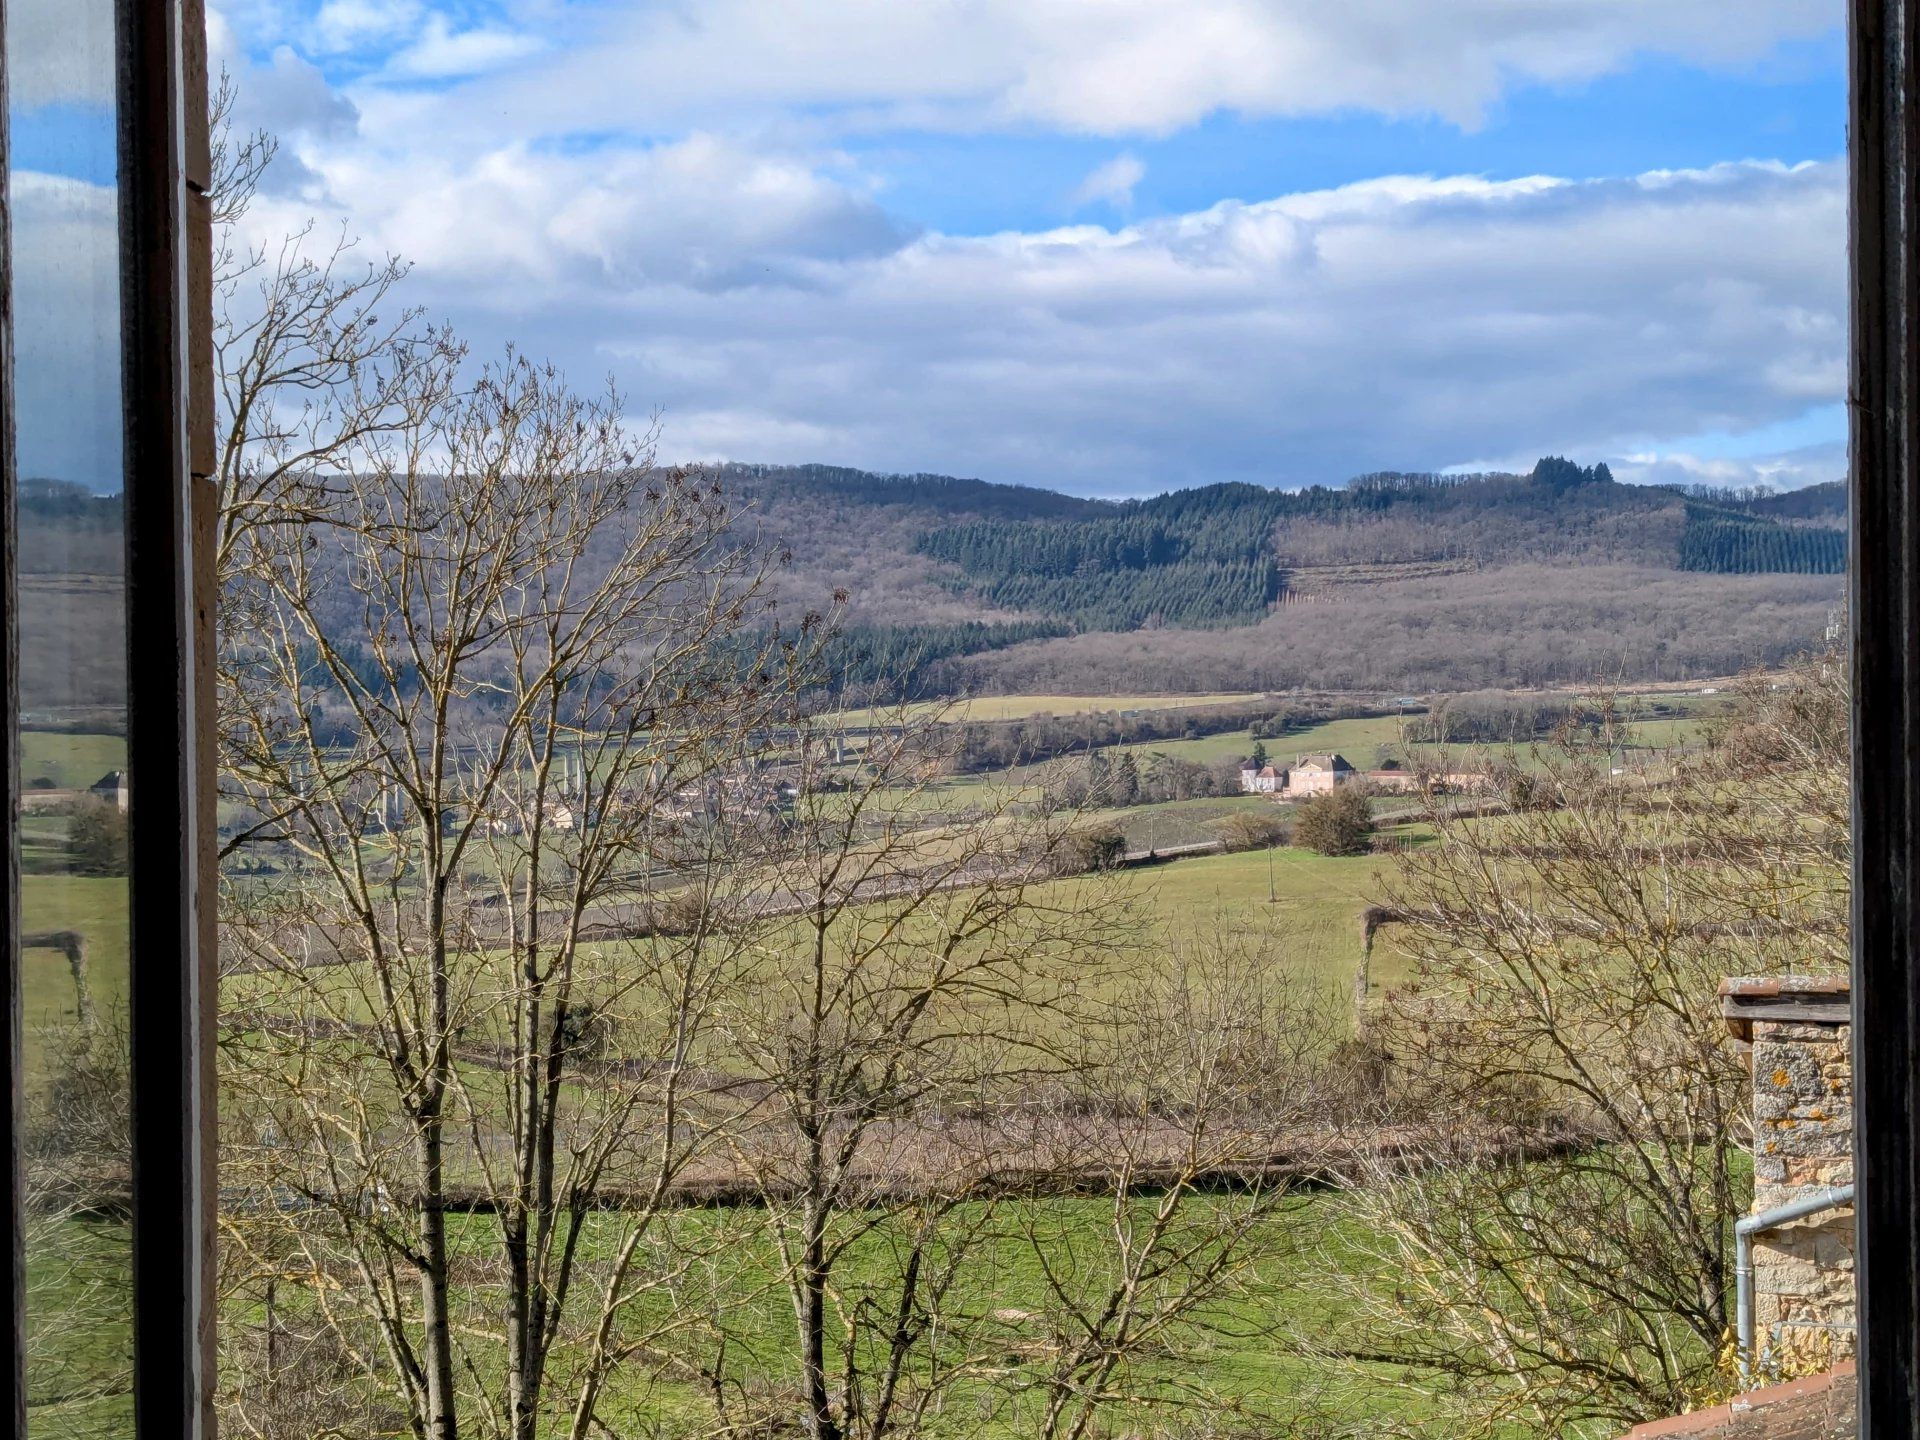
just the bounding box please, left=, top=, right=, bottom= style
left=1749, top=1015, right=1855, bottom=1368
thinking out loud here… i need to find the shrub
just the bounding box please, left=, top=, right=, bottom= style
left=1214, top=809, right=1290, bottom=852
left=1294, top=785, right=1373, bottom=857
left=67, top=799, right=128, bottom=875
left=1059, top=825, right=1128, bottom=875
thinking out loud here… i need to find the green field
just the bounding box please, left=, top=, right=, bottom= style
left=828, top=691, right=1272, bottom=728
left=24, top=1219, right=133, bottom=1437
left=1101, top=843, right=1402, bottom=1004
left=20, top=731, right=126, bottom=791
left=202, top=1186, right=1431, bottom=1437
left=19, top=875, right=128, bottom=1053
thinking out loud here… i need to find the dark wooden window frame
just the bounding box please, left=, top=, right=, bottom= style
left=1, top=0, right=215, bottom=1435
left=1853, top=4, right=1920, bottom=1430
left=1850, top=0, right=1920, bottom=1436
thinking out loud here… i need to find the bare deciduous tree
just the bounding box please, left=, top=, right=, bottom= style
left=1326, top=650, right=1849, bottom=1435
left=692, top=708, right=1138, bottom=1440
left=1001, top=931, right=1343, bottom=1440
left=209, top=73, right=460, bottom=587
left=216, top=342, right=798, bottom=1440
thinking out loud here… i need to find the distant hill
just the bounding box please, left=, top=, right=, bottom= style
left=1735, top=479, right=1848, bottom=523
left=690, top=457, right=1847, bottom=697
left=899, top=459, right=1845, bottom=628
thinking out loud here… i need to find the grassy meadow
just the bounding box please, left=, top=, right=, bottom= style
left=21, top=731, right=126, bottom=791
left=199, top=1189, right=1432, bottom=1437
left=198, top=682, right=1752, bottom=1435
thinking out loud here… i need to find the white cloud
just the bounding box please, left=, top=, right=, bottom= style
left=254, top=149, right=1842, bottom=493
left=246, top=133, right=909, bottom=294
left=310, top=0, right=422, bottom=55
left=1609, top=443, right=1845, bottom=491
left=11, top=173, right=124, bottom=488
left=203, top=1, right=1847, bottom=494
left=381, top=0, right=1838, bottom=149
left=388, top=14, right=543, bottom=79
left=1071, top=154, right=1146, bottom=212
left=6, top=0, right=116, bottom=110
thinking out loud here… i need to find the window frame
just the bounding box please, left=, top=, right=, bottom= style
left=1, top=0, right=215, bottom=1434
left=1851, top=3, right=1920, bottom=1430
left=118, top=0, right=217, bottom=1434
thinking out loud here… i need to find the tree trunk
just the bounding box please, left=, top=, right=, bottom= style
left=418, top=1113, right=459, bottom=1440
left=801, top=1200, right=840, bottom=1440
left=419, top=877, right=460, bottom=1440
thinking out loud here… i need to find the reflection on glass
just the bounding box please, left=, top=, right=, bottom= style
left=7, top=0, right=132, bottom=1433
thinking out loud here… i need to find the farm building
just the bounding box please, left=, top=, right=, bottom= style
left=1238, top=762, right=1287, bottom=795
left=89, top=770, right=129, bottom=811
left=1285, top=753, right=1355, bottom=796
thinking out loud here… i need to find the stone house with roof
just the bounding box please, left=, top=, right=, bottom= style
left=1238, top=762, right=1287, bottom=795
left=89, top=769, right=129, bottom=812
left=1284, top=753, right=1355, bottom=796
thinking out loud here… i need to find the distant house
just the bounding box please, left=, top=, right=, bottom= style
left=1364, top=766, right=1425, bottom=795
left=1239, top=762, right=1288, bottom=795
left=89, top=770, right=129, bottom=812
left=1285, top=754, right=1355, bottom=797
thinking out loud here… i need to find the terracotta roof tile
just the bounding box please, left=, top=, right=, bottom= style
left=1619, top=1363, right=1855, bottom=1440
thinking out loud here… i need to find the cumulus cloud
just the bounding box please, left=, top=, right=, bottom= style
left=245, top=133, right=910, bottom=295
left=388, top=14, right=544, bottom=79
left=310, top=0, right=423, bottom=55
left=7, top=0, right=116, bottom=110
left=210, top=11, right=362, bottom=146
left=396, top=0, right=1838, bottom=147
left=1071, top=154, right=1146, bottom=212
left=11, top=173, right=124, bottom=490
left=205, top=1, right=1847, bottom=495
left=1609, top=443, right=1846, bottom=492
left=264, top=151, right=1840, bottom=494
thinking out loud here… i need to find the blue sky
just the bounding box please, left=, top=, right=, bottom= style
left=200, top=0, right=1847, bottom=496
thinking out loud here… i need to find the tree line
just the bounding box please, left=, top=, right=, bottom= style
left=949, top=698, right=1370, bottom=774
left=1678, top=506, right=1846, bottom=574
left=914, top=458, right=1832, bottom=635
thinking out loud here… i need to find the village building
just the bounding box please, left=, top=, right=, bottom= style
left=1284, top=753, right=1355, bottom=796
left=89, top=769, right=129, bottom=812
left=1363, top=764, right=1424, bottom=795
left=1238, top=761, right=1288, bottom=795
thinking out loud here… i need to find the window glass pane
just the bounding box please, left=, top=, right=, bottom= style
left=7, top=0, right=133, bottom=1433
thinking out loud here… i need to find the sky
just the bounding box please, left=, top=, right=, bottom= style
left=53, top=1, right=1861, bottom=496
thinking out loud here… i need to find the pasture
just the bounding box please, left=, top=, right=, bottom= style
left=19, top=875, right=128, bottom=1067
left=20, top=730, right=126, bottom=791
left=196, top=1188, right=1429, bottom=1437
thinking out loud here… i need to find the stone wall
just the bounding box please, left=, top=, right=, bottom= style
left=1721, top=977, right=1855, bottom=1371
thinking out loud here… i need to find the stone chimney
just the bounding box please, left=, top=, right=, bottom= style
left=1719, top=976, right=1855, bottom=1369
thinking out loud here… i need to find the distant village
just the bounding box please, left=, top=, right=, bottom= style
left=1239, top=752, right=1489, bottom=800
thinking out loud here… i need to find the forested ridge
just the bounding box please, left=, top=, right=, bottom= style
left=1677, top=504, right=1847, bottom=574
left=904, top=457, right=1844, bottom=629
left=685, top=456, right=1847, bottom=695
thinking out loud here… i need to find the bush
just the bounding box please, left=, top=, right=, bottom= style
left=1213, top=809, right=1290, bottom=852
left=67, top=799, right=128, bottom=875
left=1293, top=785, right=1373, bottom=857
left=1059, top=825, right=1128, bottom=875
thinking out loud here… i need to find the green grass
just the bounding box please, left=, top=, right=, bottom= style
left=20, top=875, right=128, bottom=1030
left=222, top=1189, right=1422, bottom=1436
left=1046, top=842, right=1404, bottom=1011
left=825, top=691, right=1271, bottom=727
left=24, top=1218, right=133, bottom=1435
left=20, top=731, right=125, bottom=791
left=1087, top=794, right=1279, bottom=850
